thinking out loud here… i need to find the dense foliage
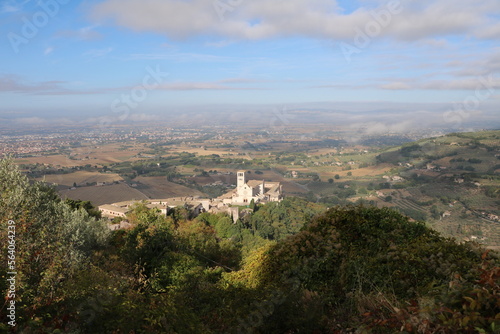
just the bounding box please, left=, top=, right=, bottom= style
left=0, top=158, right=110, bottom=331
left=243, top=197, right=325, bottom=241
left=0, top=158, right=498, bottom=333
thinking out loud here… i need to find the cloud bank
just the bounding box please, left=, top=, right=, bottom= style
left=90, top=0, right=500, bottom=42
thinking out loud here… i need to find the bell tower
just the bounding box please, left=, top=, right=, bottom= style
left=237, top=170, right=246, bottom=192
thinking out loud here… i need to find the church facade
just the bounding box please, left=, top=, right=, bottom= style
left=227, top=170, right=283, bottom=204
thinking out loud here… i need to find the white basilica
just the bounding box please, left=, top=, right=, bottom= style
left=222, top=170, right=283, bottom=205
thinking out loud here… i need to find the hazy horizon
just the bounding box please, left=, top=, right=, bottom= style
left=1, top=0, right=499, bottom=130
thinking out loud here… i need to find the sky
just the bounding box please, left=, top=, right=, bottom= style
left=0, top=0, right=499, bottom=130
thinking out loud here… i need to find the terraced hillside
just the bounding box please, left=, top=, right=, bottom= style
left=373, top=131, right=500, bottom=247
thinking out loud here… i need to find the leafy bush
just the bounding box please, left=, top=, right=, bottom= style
left=0, top=158, right=110, bottom=330
left=251, top=206, right=487, bottom=332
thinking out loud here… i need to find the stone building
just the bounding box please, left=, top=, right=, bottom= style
left=98, top=204, right=128, bottom=218
left=225, top=170, right=283, bottom=205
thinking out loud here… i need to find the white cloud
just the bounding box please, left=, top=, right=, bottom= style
left=474, top=22, right=500, bottom=40
left=156, top=81, right=264, bottom=91
left=0, top=4, right=18, bottom=13
left=380, top=82, right=412, bottom=90
left=361, top=120, right=415, bottom=135
left=127, top=52, right=234, bottom=62
left=78, top=25, right=102, bottom=40
left=0, top=73, right=265, bottom=96
left=57, top=25, right=103, bottom=41
left=420, top=77, right=500, bottom=90
left=83, top=47, right=113, bottom=59
left=384, top=76, right=500, bottom=91
left=0, top=0, right=30, bottom=13
left=418, top=38, right=450, bottom=48
left=90, top=0, right=500, bottom=42
left=0, top=75, right=66, bottom=93
left=205, top=40, right=234, bottom=48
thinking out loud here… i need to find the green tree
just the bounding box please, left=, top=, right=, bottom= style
left=65, top=198, right=102, bottom=219
left=248, top=197, right=325, bottom=241
left=249, top=206, right=486, bottom=333
left=431, top=205, right=441, bottom=219
left=249, top=198, right=256, bottom=211
left=0, top=158, right=110, bottom=330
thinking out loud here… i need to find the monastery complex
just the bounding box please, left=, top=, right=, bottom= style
left=99, top=171, right=283, bottom=226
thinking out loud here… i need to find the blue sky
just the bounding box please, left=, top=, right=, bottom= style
left=0, top=0, right=499, bottom=130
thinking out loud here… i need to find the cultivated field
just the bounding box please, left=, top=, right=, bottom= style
left=18, top=143, right=146, bottom=167
left=170, top=147, right=250, bottom=158
left=317, top=163, right=394, bottom=179
left=134, top=176, right=206, bottom=198
left=71, top=143, right=147, bottom=164
left=251, top=169, right=309, bottom=194
left=19, top=155, right=82, bottom=167
left=59, top=183, right=149, bottom=206
left=36, top=171, right=123, bottom=187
